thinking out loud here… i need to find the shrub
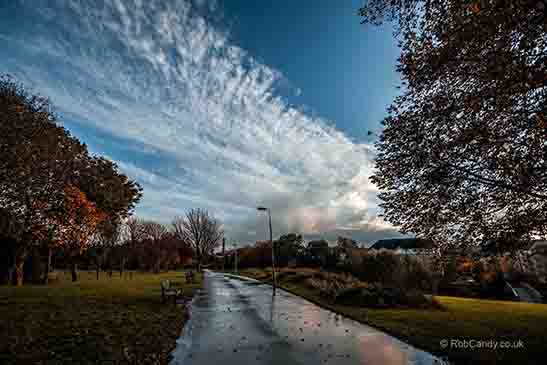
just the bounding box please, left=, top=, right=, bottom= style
left=333, top=282, right=440, bottom=309
left=334, top=285, right=369, bottom=306
left=304, top=277, right=338, bottom=299
left=351, top=250, right=433, bottom=292
left=284, top=271, right=313, bottom=283
left=304, top=272, right=364, bottom=301
left=275, top=270, right=291, bottom=281
left=280, top=267, right=440, bottom=309
left=403, top=289, right=429, bottom=307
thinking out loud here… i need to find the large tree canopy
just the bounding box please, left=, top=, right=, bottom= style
left=0, top=77, right=88, bottom=247
left=78, top=156, right=143, bottom=223
left=0, top=76, right=142, bottom=284
left=274, top=233, right=304, bottom=266
left=361, top=0, right=546, bottom=247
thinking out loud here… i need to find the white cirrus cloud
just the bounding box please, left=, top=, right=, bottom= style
left=0, top=0, right=401, bottom=244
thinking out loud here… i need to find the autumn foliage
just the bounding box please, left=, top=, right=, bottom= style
left=361, top=0, right=547, bottom=248
left=54, top=186, right=106, bottom=255
left=0, top=77, right=142, bottom=285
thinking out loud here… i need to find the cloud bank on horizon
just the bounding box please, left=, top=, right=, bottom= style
left=0, top=0, right=402, bottom=244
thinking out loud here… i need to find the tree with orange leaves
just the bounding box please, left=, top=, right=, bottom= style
left=1, top=77, right=141, bottom=285
left=51, top=186, right=105, bottom=281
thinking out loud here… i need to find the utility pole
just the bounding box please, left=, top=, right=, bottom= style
left=257, top=207, right=276, bottom=296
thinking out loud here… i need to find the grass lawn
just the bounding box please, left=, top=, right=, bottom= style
left=0, top=270, right=202, bottom=365
left=235, top=267, right=547, bottom=365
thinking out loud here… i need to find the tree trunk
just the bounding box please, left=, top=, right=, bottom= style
left=119, top=257, right=125, bottom=278
left=14, top=248, right=27, bottom=287
left=96, top=261, right=100, bottom=280
left=197, top=253, right=202, bottom=272
left=6, top=246, right=15, bottom=285
left=7, top=267, right=14, bottom=286
left=70, top=261, right=78, bottom=282
left=43, top=248, right=52, bottom=285
left=101, top=251, right=107, bottom=276
left=431, top=276, right=439, bottom=295
left=108, top=257, right=113, bottom=277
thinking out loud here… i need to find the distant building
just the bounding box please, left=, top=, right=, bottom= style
left=371, top=238, right=434, bottom=252
left=370, top=238, right=436, bottom=256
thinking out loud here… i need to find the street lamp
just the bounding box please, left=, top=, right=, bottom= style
left=257, top=206, right=276, bottom=296
left=232, top=241, right=238, bottom=274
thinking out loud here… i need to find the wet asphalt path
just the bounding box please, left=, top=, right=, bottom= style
left=170, top=271, right=442, bottom=365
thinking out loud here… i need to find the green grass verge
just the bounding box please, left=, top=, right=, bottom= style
left=235, top=268, right=547, bottom=365
left=0, top=270, right=202, bottom=365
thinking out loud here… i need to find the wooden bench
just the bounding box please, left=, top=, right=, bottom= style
left=161, top=280, right=182, bottom=304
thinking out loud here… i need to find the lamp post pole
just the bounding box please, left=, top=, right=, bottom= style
left=233, top=242, right=238, bottom=274
left=258, top=207, right=276, bottom=296
left=222, top=237, right=225, bottom=272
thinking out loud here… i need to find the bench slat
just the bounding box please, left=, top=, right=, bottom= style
left=161, top=280, right=182, bottom=303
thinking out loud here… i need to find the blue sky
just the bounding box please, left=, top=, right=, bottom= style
left=222, top=1, right=401, bottom=140
left=0, top=0, right=403, bottom=244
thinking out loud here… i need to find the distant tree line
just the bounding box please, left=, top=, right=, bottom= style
left=225, top=235, right=435, bottom=293
left=227, top=233, right=519, bottom=298
left=16, top=209, right=223, bottom=285
left=224, top=235, right=358, bottom=271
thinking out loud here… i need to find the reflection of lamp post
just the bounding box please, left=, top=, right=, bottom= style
left=257, top=206, right=276, bottom=296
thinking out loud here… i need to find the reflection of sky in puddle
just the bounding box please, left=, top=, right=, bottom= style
left=358, top=334, right=409, bottom=364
